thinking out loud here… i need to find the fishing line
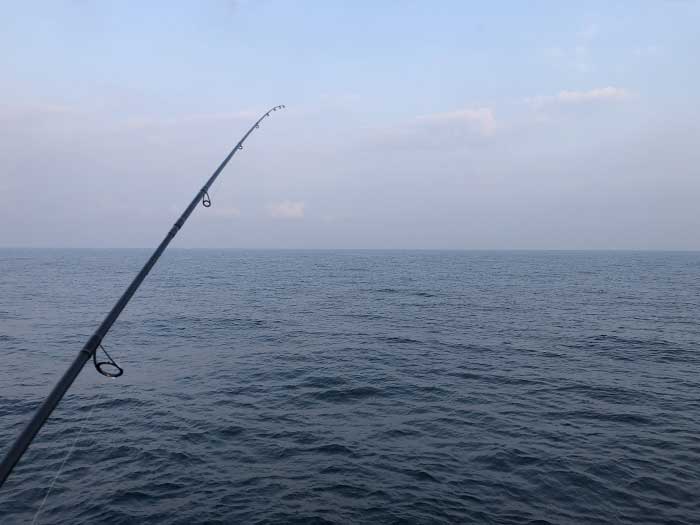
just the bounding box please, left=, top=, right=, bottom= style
left=31, top=388, right=105, bottom=525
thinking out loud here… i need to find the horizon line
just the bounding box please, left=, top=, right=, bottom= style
left=1, top=246, right=699, bottom=253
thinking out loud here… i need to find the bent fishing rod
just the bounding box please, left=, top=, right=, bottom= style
left=0, top=105, right=286, bottom=487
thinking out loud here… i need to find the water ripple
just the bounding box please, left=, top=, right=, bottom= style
left=1, top=249, right=699, bottom=524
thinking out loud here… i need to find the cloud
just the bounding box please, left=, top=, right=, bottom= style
left=543, top=22, right=601, bottom=73
left=370, top=107, right=496, bottom=151
left=543, top=45, right=591, bottom=73
left=556, top=87, right=628, bottom=103
left=209, top=205, right=241, bottom=218
left=527, top=87, right=629, bottom=109
left=0, top=104, right=74, bottom=120
left=416, top=108, right=496, bottom=137
left=266, top=200, right=305, bottom=219
left=125, top=110, right=259, bottom=130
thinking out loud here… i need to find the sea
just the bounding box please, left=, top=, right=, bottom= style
left=0, top=249, right=699, bottom=524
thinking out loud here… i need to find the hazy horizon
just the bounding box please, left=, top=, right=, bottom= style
left=1, top=246, right=699, bottom=253
left=2, top=2, right=699, bottom=250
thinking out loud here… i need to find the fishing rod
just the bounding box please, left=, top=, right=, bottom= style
left=0, top=105, right=286, bottom=487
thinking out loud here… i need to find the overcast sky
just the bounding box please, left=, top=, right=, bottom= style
left=1, top=1, right=699, bottom=249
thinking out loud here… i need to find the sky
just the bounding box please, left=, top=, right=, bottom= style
left=1, top=1, right=699, bottom=249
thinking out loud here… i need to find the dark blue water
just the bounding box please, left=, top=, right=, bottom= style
left=1, top=249, right=699, bottom=524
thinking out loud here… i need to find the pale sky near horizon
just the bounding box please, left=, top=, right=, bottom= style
left=1, top=1, right=699, bottom=249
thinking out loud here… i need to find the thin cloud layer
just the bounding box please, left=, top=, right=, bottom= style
left=1, top=2, right=698, bottom=249
left=528, top=87, right=629, bottom=109
left=209, top=205, right=241, bottom=218
left=555, top=87, right=628, bottom=103
left=416, top=108, right=496, bottom=136
left=266, top=200, right=305, bottom=220
left=372, top=107, right=496, bottom=151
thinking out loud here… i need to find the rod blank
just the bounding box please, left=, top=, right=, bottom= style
left=0, top=105, right=285, bottom=487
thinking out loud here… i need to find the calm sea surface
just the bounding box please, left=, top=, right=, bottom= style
left=1, top=249, right=699, bottom=524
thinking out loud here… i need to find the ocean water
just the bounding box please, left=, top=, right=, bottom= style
left=1, top=249, right=699, bottom=524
